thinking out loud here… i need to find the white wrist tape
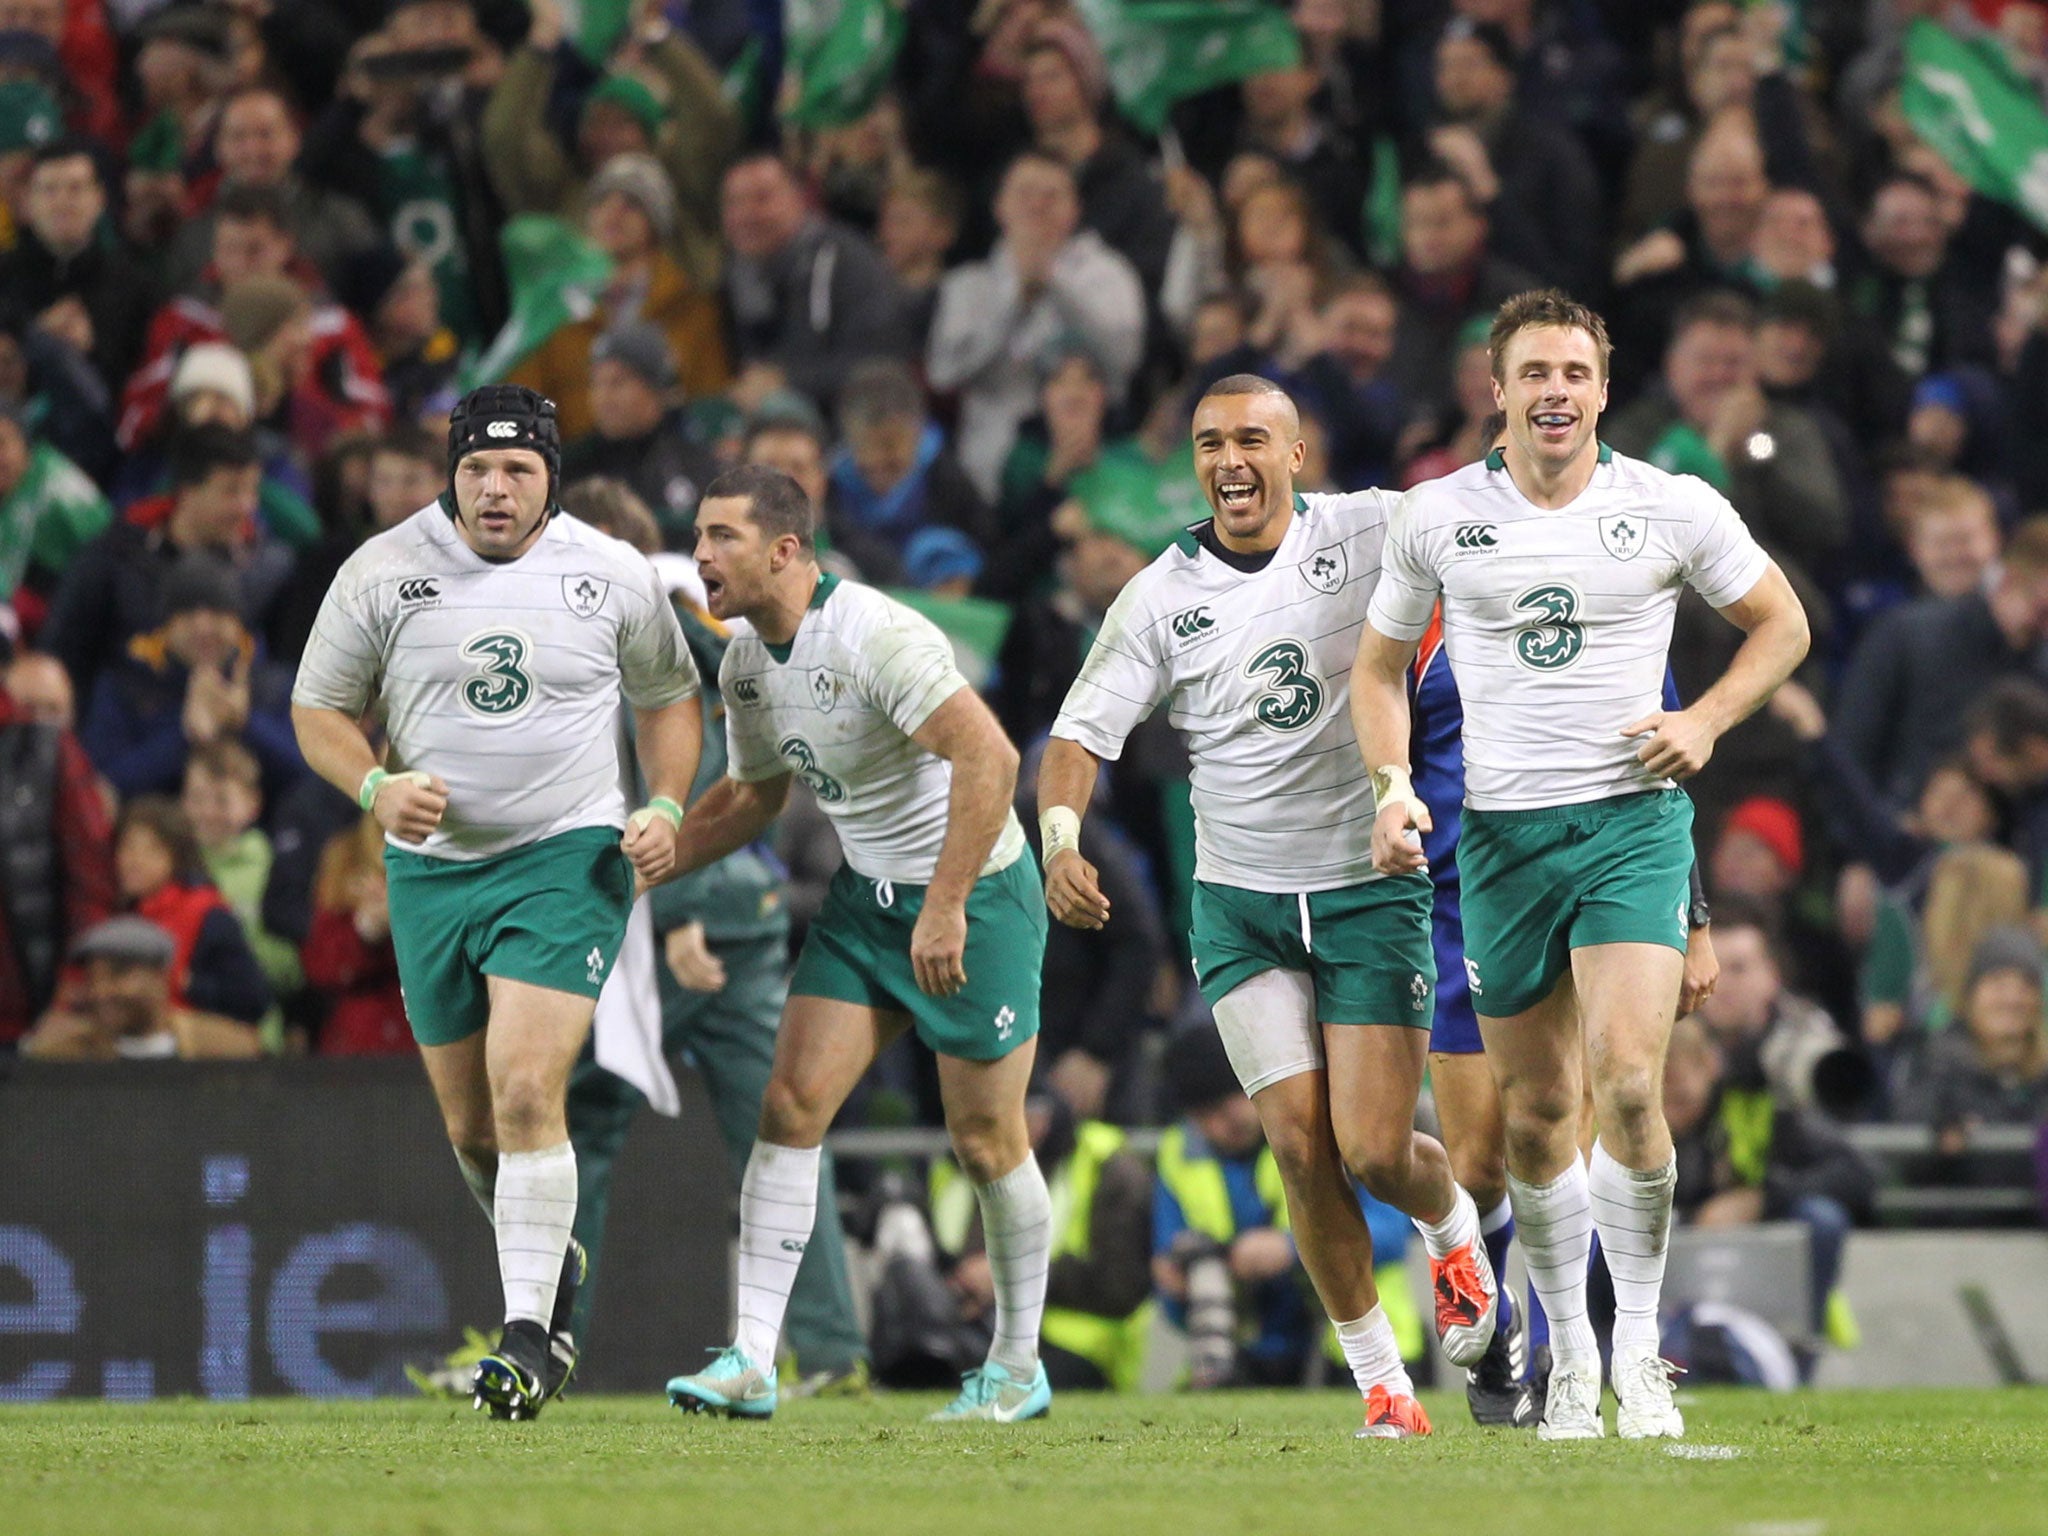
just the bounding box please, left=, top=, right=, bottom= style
left=1039, top=806, right=1082, bottom=865
left=1371, top=764, right=1417, bottom=813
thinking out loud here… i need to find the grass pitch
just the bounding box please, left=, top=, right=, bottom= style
left=7, top=1388, right=2045, bottom=1536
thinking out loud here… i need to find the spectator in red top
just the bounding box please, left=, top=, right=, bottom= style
left=119, top=183, right=389, bottom=453
left=301, top=812, right=411, bottom=1055
left=0, top=625, right=114, bottom=1043
left=111, top=792, right=271, bottom=1027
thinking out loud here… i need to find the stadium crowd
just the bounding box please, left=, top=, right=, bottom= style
left=4, top=0, right=2048, bottom=1382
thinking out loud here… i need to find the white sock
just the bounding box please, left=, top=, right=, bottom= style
left=976, top=1155, right=1051, bottom=1378
left=1508, top=1158, right=1596, bottom=1362
left=733, top=1140, right=820, bottom=1370
left=1335, top=1305, right=1412, bottom=1398
left=1414, top=1182, right=1481, bottom=1261
left=1589, top=1139, right=1676, bottom=1357
left=494, top=1142, right=577, bottom=1327
left=454, top=1148, right=495, bottom=1222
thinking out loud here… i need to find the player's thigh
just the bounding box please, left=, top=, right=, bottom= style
left=1475, top=971, right=1583, bottom=1124
left=1429, top=1050, right=1506, bottom=1198
left=383, top=845, right=491, bottom=1048
left=484, top=974, right=599, bottom=1107
left=418, top=1029, right=493, bottom=1147
left=934, top=1034, right=1039, bottom=1179
left=1322, top=1022, right=1428, bottom=1169
left=901, top=856, right=1047, bottom=1062
left=762, top=992, right=908, bottom=1142
left=478, top=827, right=637, bottom=1010
left=1212, top=967, right=1323, bottom=1098
left=1573, top=941, right=1684, bottom=1096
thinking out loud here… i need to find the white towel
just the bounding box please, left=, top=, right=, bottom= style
left=591, top=894, right=681, bottom=1116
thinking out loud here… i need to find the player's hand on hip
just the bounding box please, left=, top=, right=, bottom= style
left=664, top=920, right=727, bottom=992
left=1371, top=798, right=1431, bottom=876
left=910, top=900, right=969, bottom=997
left=1044, top=848, right=1111, bottom=929
left=1622, top=708, right=1716, bottom=779
left=372, top=772, right=448, bottom=843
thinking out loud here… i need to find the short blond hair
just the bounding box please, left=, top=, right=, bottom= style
left=1488, top=288, right=1614, bottom=383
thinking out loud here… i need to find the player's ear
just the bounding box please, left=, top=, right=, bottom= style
left=1289, top=436, right=1305, bottom=472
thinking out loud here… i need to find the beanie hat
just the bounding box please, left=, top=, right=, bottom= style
left=583, top=74, right=666, bottom=140
left=1967, top=924, right=2045, bottom=994
left=0, top=79, right=58, bottom=155
left=219, top=276, right=310, bottom=353
left=162, top=552, right=243, bottom=618
left=1166, top=1025, right=1243, bottom=1113
left=72, top=915, right=177, bottom=969
left=170, top=343, right=256, bottom=420
left=1028, top=17, right=1108, bottom=106
left=1722, top=795, right=1804, bottom=877
left=587, top=152, right=677, bottom=243
left=591, top=320, right=679, bottom=391
left=447, top=383, right=561, bottom=505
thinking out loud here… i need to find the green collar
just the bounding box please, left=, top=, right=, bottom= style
left=1485, top=441, right=1612, bottom=472
left=762, top=569, right=839, bottom=664
left=1176, top=492, right=1307, bottom=557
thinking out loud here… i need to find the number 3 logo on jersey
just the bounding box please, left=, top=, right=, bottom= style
left=1511, top=584, right=1585, bottom=672
left=459, top=629, right=536, bottom=718
left=1243, top=637, right=1325, bottom=732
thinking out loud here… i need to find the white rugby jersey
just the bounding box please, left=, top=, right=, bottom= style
left=1052, top=490, right=1399, bottom=893
left=294, top=502, right=699, bottom=860
left=722, top=573, right=1027, bottom=884
left=1368, top=445, right=1769, bottom=811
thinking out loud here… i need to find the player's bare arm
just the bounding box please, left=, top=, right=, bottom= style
left=1349, top=621, right=1431, bottom=877
left=622, top=696, right=705, bottom=889
left=290, top=702, right=448, bottom=844
left=908, top=687, right=1021, bottom=999
left=1036, top=736, right=1110, bottom=930
left=673, top=771, right=791, bottom=877
left=1620, top=561, right=1810, bottom=780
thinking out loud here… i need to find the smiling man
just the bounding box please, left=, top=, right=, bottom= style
left=1350, top=291, right=1810, bottom=1441
left=1037, top=375, right=1499, bottom=1441
left=290, top=384, right=703, bottom=1420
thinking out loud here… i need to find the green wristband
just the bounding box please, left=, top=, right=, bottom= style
left=644, top=796, right=683, bottom=829
left=358, top=767, right=391, bottom=812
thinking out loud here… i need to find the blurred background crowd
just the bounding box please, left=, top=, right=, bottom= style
left=3, top=0, right=2048, bottom=1286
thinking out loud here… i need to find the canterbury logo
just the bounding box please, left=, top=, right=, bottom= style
left=1171, top=607, right=1214, bottom=640
left=1454, top=524, right=1499, bottom=550
left=485, top=420, right=520, bottom=438
left=397, top=578, right=439, bottom=603
left=732, top=678, right=760, bottom=704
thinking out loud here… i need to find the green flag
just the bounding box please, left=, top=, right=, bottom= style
left=784, top=0, right=907, bottom=129
left=1074, top=0, right=1302, bottom=135
left=560, top=0, right=634, bottom=64
left=1902, top=18, right=2048, bottom=231
left=882, top=589, right=1013, bottom=690
left=461, top=216, right=613, bottom=390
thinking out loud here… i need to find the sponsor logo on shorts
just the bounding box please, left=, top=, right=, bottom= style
left=563, top=574, right=609, bottom=618
left=1600, top=513, right=1645, bottom=561
left=1170, top=606, right=1214, bottom=641
left=732, top=677, right=761, bottom=705
left=1464, top=957, right=1484, bottom=997
left=397, top=577, right=440, bottom=605
left=1410, top=973, right=1429, bottom=1010
left=1453, top=523, right=1499, bottom=551
left=994, top=1005, right=1016, bottom=1041
left=1300, top=543, right=1347, bottom=594
left=485, top=420, right=520, bottom=438
left=586, top=947, right=605, bottom=984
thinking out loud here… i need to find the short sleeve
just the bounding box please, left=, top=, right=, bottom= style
left=718, top=647, right=784, bottom=784
left=1365, top=490, right=1440, bottom=642
left=860, top=617, right=970, bottom=739
left=1677, top=476, right=1770, bottom=609
left=1050, top=578, right=1166, bottom=763
left=618, top=561, right=702, bottom=710
left=292, top=564, right=382, bottom=715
